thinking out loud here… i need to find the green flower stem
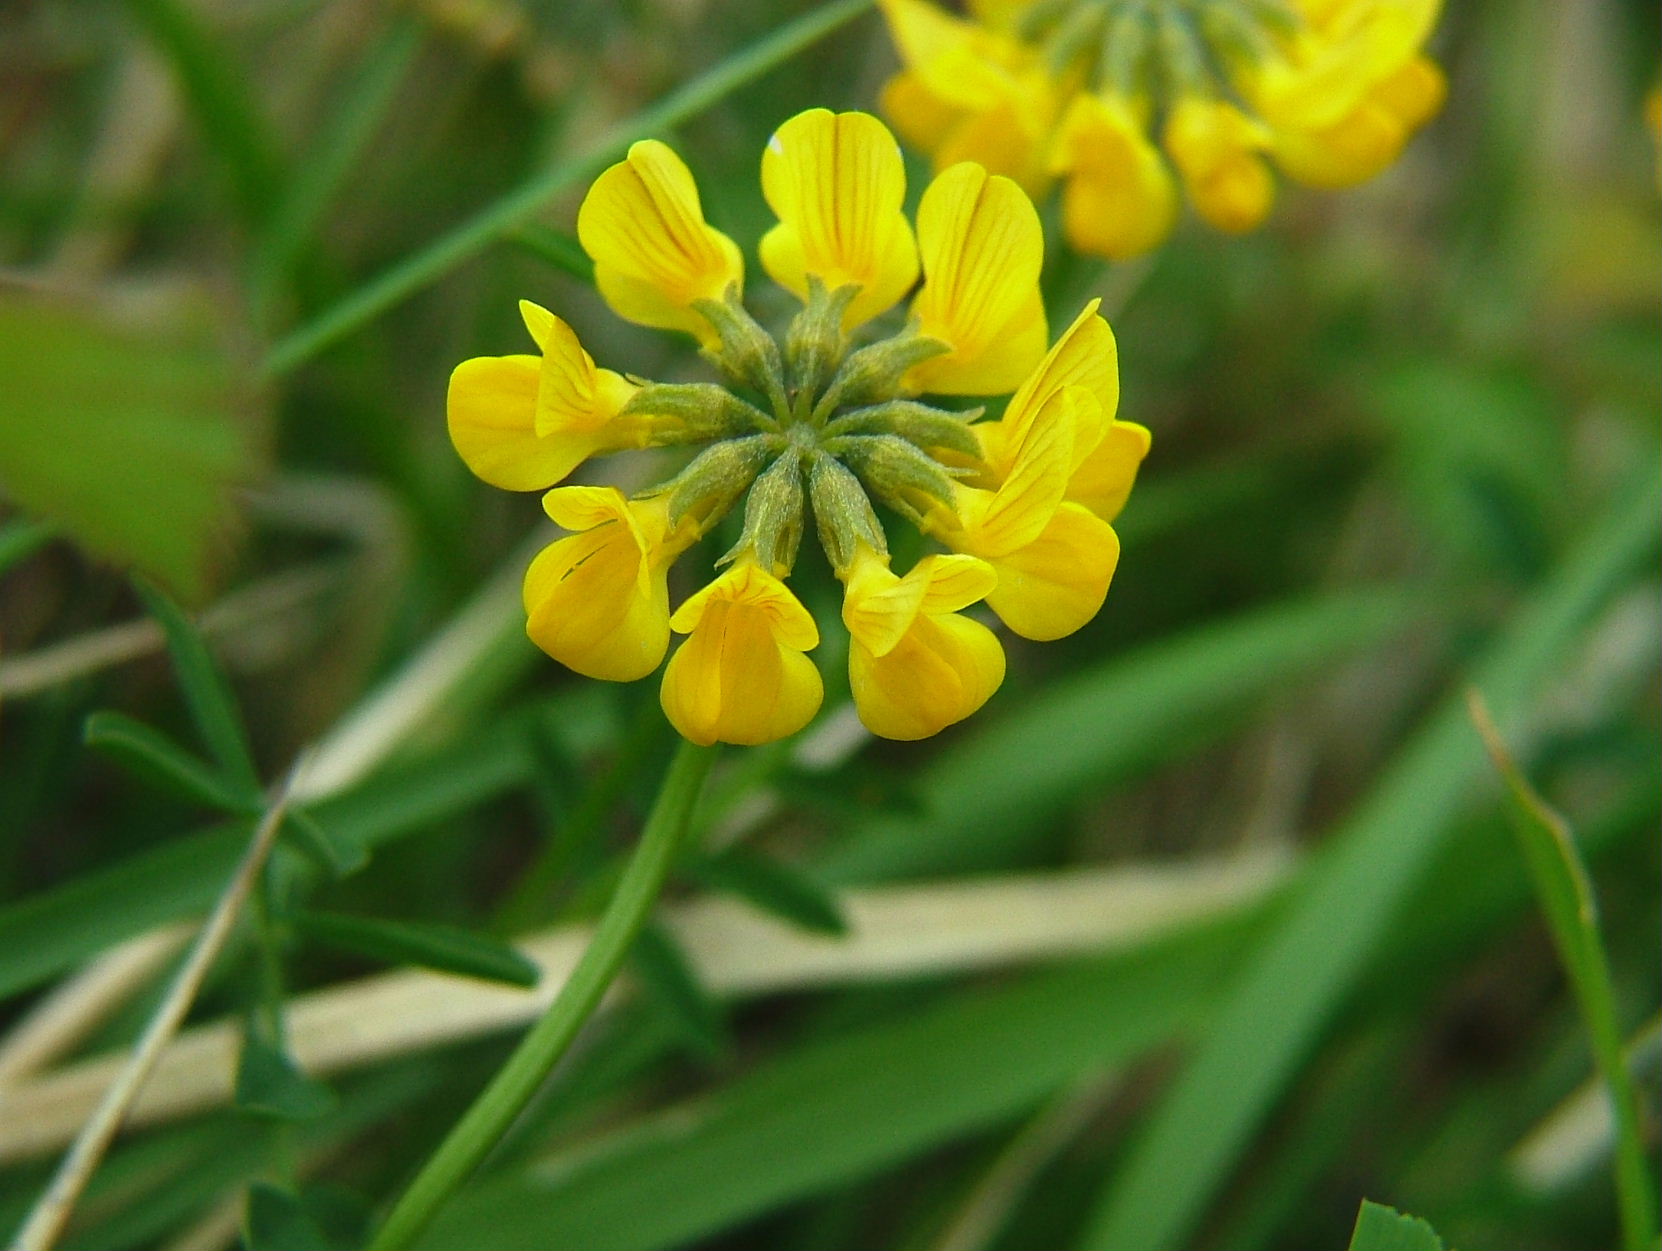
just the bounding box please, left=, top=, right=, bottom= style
left=367, top=738, right=717, bottom=1250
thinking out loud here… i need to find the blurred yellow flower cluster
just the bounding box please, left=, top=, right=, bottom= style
left=880, top=0, right=1446, bottom=258
left=449, top=109, right=1147, bottom=746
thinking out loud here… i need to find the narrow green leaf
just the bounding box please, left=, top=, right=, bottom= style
left=1346, top=1200, right=1446, bottom=1251
left=293, top=911, right=539, bottom=988
left=283, top=808, right=369, bottom=879
left=84, top=710, right=257, bottom=813
left=689, top=847, right=848, bottom=936
left=244, top=1183, right=334, bottom=1251
left=235, top=1033, right=337, bottom=1121
left=261, top=0, right=875, bottom=375
left=632, top=924, right=728, bottom=1059
left=1469, top=691, right=1659, bottom=1251
left=135, top=579, right=259, bottom=792
left=1077, top=464, right=1662, bottom=1251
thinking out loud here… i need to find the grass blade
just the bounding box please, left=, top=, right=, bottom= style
left=83, top=711, right=257, bottom=813
left=1078, top=464, right=1662, bottom=1251
left=293, top=912, right=540, bottom=989
left=135, top=580, right=260, bottom=793
left=1468, top=690, right=1658, bottom=1251
left=261, top=0, right=874, bottom=375
left=688, top=848, right=848, bottom=936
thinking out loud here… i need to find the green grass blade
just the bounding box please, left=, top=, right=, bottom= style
left=508, top=225, right=596, bottom=285
left=688, top=847, right=848, bottom=936
left=1346, top=1200, right=1446, bottom=1251
left=136, top=579, right=260, bottom=793
left=260, top=0, right=873, bottom=375
left=1469, top=692, right=1659, bottom=1251
left=83, top=710, right=258, bottom=813
left=293, top=911, right=540, bottom=989
left=1078, top=463, right=1662, bottom=1251
left=821, top=588, right=1413, bottom=883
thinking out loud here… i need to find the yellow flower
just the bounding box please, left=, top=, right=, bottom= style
left=447, top=301, right=649, bottom=491
left=1165, top=97, right=1277, bottom=235
left=660, top=561, right=824, bottom=747
left=878, top=0, right=1060, bottom=196
left=906, top=162, right=1048, bottom=395
left=877, top=0, right=1446, bottom=256
left=451, top=108, right=1144, bottom=746
left=576, top=139, right=744, bottom=345
left=841, top=547, right=1005, bottom=741
left=1051, top=93, right=1179, bottom=261
left=975, top=299, right=1150, bottom=523
left=523, top=487, right=695, bottom=682
left=929, top=387, right=1121, bottom=641
left=760, top=108, right=919, bottom=329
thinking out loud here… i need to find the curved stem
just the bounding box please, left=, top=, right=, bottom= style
left=367, top=738, right=716, bottom=1251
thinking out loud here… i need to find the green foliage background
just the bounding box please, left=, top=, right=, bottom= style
left=0, top=0, right=1657, bottom=1248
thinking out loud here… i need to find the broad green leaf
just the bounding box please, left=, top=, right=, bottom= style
left=417, top=918, right=1248, bottom=1251
left=688, top=847, right=848, bottom=936
left=631, top=924, right=728, bottom=1059
left=294, top=911, right=540, bottom=988
left=244, top=1183, right=334, bottom=1251
left=1077, top=464, right=1661, bottom=1251
left=821, top=588, right=1413, bottom=883
left=83, top=710, right=257, bottom=813
left=135, top=579, right=260, bottom=791
left=1469, top=693, right=1659, bottom=1251
left=236, top=1032, right=337, bottom=1121
left=1346, top=1200, right=1445, bottom=1251
left=0, top=293, right=263, bottom=604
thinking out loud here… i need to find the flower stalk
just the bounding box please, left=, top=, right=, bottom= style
left=367, top=738, right=717, bottom=1250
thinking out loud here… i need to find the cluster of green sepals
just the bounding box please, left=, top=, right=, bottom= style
left=625, top=279, right=984, bottom=575
left=1018, top=0, right=1297, bottom=97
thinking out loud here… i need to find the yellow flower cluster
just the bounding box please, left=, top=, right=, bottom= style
left=881, top=0, right=1446, bottom=258
left=448, top=109, right=1147, bottom=746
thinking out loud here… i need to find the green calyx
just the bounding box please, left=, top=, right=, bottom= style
left=654, top=279, right=974, bottom=578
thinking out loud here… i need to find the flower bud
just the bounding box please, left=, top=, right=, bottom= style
left=828, top=432, right=959, bottom=522
left=660, top=433, right=779, bottom=528
left=693, top=289, right=788, bottom=410
left=625, top=382, right=775, bottom=442
left=727, top=448, right=806, bottom=576
left=784, top=277, right=857, bottom=404
left=823, top=399, right=983, bottom=460
left=807, top=452, right=887, bottom=574
left=810, top=330, right=950, bottom=422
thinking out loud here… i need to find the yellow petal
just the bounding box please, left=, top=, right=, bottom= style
left=1259, top=0, right=1442, bottom=129
left=1373, top=54, right=1446, bottom=130
left=997, top=300, right=1119, bottom=472
left=760, top=109, right=919, bottom=328
left=448, top=354, right=601, bottom=491
left=522, top=495, right=672, bottom=682
left=1053, top=93, right=1179, bottom=261
left=984, top=503, right=1120, bottom=640
left=908, top=162, right=1047, bottom=395
left=1066, top=419, right=1150, bottom=522
left=529, top=308, right=638, bottom=437
left=1164, top=98, right=1276, bottom=234
left=956, top=387, right=1078, bottom=556
left=661, top=565, right=823, bottom=746
left=915, top=553, right=998, bottom=613
left=850, top=611, right=1005, bottom=740
left=576, top=139, right=744, bottom=344
left=933, top=94, right=1057, bottom=198
left=1271, top=100, right=1408, bottom=188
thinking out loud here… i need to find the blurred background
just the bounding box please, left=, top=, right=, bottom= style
left=0, top=1, right=1658, bottom=1249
